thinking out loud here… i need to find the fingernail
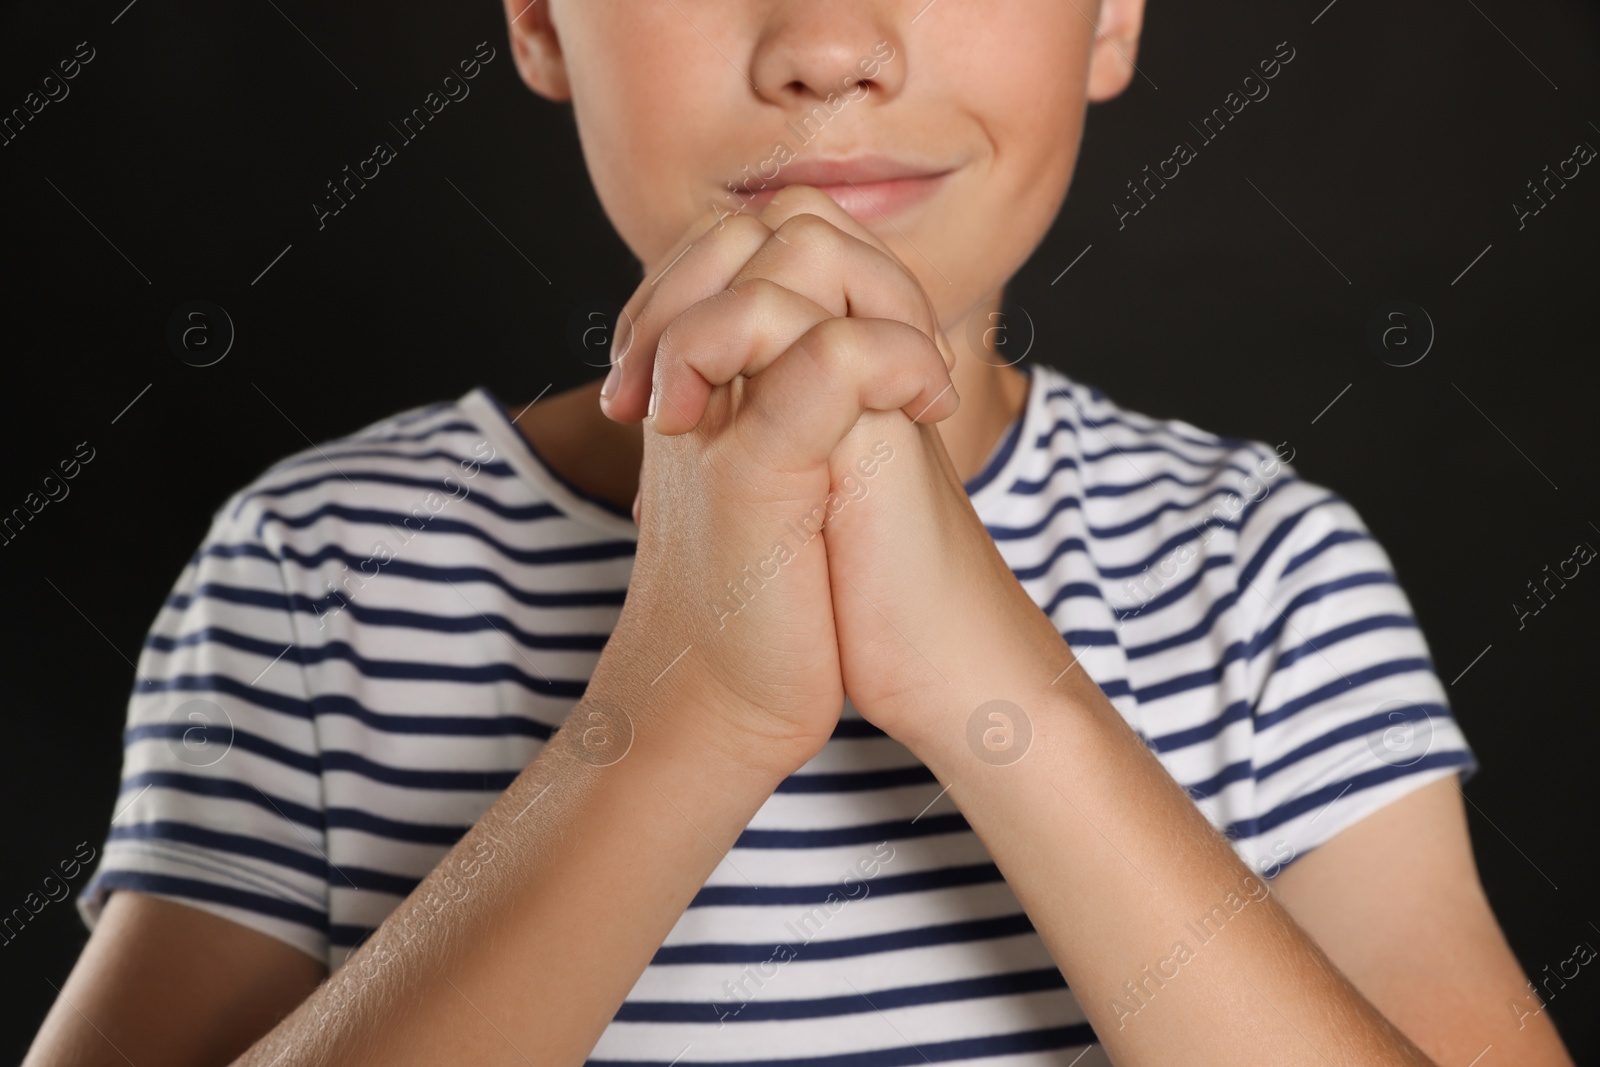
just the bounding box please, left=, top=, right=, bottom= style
left=601, top=362, right=621, bottom=401
left=646, top=388, right=658, bottom=419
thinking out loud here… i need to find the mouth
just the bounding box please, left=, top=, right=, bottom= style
left=729, top=156, right=954, bottom=223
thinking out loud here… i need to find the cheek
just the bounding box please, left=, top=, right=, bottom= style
left=916, top=10, right=1088, bottom=320
left=974, top=15, right=1088, bottom=195
left=564, top=13, right=746, bottom=264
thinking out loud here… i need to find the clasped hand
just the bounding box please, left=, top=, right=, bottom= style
left=589, top=187, right=1076, bottom=779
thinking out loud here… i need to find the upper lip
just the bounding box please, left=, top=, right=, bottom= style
left=738, top=155, right=953, bottom=191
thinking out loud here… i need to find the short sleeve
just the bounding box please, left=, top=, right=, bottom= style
left=76, top=491, right=330, bottom=964
left=1230, top=469, right=1478, bottom=877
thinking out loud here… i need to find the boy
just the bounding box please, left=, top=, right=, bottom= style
left=25, top=1, right=1575, bottom=1064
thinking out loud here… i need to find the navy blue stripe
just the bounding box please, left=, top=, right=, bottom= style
left=190, top=550, right=631, bottom=608
left=1180, top=757, right=1255, bottom=801
left=651, top=912, right=1036, bottom=965
left=962, top=369, right=1029, bottom=497
left=254, top=504, right=635, bottom=566
left=173, top=583, right=622, bottom=641
left=1253, top=704, right=1450, bottom=783
left=1115, top=555, right=1236, bottom=630
left=829, top=718, right=887, bottom=739
left=588, top=1024, right=1098, bottom=1067
left=133, top=673, right=566, bottom=737
left=1248, top=559, right=1393, bottom=646
left=325, top=807, right=468, bottom=845
left=985, top=493, right=1081, bottom=542
left=1084, top=465, right=1262, bottom=499
left=120, top=771, right=324, bottom=829
left=349, top=418, right=480, bottom=444
left=618, top=966, right=1066, bottom=1023
left=734, top=813, right=968, bottom=850
left=1075, top=411, right=1244, bottom=451
left=1134, top=583, right=1405, bottom=702
left=322, top=750, right=518, bottom=792
left=1283, top=528, right=1371, bottom=578
left=1227, top=750, right=1476, bottom=839
left=1037, top=580, right=1109, bottom=619
left=330, top=922, right=380, bottom=947
left=1010, top=514, right=1238, bottom=583
left=1044, top=386, right=1248, bottom=451
left=1239, top=498, right=1330, bottom=588
left=774, top=765, right=936, bottom=793
left=238, top=468, right=564, bottom=522
left=271, top=448, right=518, bottom=479
left=125, top=722, right=320, bottom=776
left=147, top=628, right=599, bottom=691
left=690, top=863, right=1003, bottom=908
left=85, top=870, right=327, bottom=934
left=107, top=820, right=326, bottom=880
left=1269, top=614, right=1416, bottom=672
left=1147, top=699, right=1252, bottom=755
left=1036, top=418, right=1241, bottom=469
left=1255, top=657, right=1434, bottom=731
left=1008, top=454, right=1081, bottom=497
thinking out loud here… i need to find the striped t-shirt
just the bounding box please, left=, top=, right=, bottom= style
left=79, top=361, right=1476, bottom=1065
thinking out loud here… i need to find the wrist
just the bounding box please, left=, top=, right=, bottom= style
left=900, top=673, right=1108, bottom=789
left=571, top=669, right=818, bottom=795
left=864, top=585, right=1089, bottom=762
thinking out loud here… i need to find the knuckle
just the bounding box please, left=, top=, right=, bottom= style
left=773, top=212, right=840, bottom=254
left=728, top=275, right=787, bottom=311
left=802, top=316, right=861, bottom=372
left=713, top=212, right=772, bottom=246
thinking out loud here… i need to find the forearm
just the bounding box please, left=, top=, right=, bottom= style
left=235, top=695, right=785, bottom=1067
left=906, top=668, right=1437, bottom=1067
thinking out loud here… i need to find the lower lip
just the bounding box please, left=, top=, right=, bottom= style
left=741, top=173, right=950, bottom=223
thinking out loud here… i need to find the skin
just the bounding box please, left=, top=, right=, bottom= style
left=24, top=2, right=1574, bottom=1065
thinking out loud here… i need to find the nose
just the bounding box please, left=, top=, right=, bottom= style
left=749, top=1, right=906, bottom=106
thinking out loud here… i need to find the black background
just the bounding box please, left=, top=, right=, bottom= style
left=3, top=0, right=1597, bottom=1061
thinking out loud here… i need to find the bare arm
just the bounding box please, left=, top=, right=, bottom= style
left=901, top=663, right=1445, bottom=1066
left=23, top=892, right=327, bottom=1067
left=1271, top=775, right=1575, bottom=1066
left=24, top=696, right=791, bottom=1067
left=229, top=695, right=789, bottom=1067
